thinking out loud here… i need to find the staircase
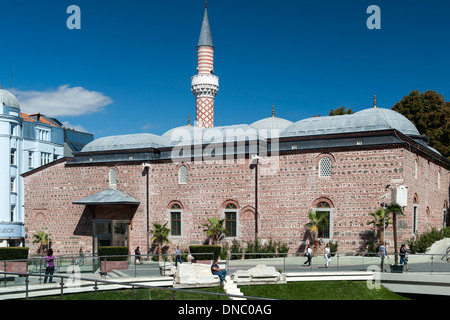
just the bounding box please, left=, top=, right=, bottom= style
left=223, top=276, right=246, bottom=300
left=426, top=237, right=450, bottom=259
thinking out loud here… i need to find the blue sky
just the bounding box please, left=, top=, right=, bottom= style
left=1, top=0, right=449, bottom=139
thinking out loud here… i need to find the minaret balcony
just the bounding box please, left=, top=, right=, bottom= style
left=191, top=74, right=219, bottom=97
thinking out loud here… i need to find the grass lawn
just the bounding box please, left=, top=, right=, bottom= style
left=240, top=281, right=410, bottom=300
left=30, top=286, right=229, bottom=300
left=29, top=281, right=409, bottom=300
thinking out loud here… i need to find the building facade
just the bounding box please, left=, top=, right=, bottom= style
left=0, top=87, right=94, bottom=247
left=22, top=5, right=449, bottom=255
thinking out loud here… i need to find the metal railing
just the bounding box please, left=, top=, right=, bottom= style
left=226, top=251, right=450, bottom=274
left=0, top=271, right=274, bottom=301
left=1, top=251, right=449, bottom=290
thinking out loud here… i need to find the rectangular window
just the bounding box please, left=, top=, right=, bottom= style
left=171, top=212, right=181, bottom=236
left=10, top=177, right=15, bottom=193
left=28, top=151, right=34, bottom=169
left=413, top=205, right=418, bottom=234
left=37, top=129, right=51, bottom=141
left=10, top=149, right=16, bottom=166
left=225, top=212, right=237, bottom=237
left=10, top=206, right=15, bottom=222
left=40, top=152, right=51, bottom=166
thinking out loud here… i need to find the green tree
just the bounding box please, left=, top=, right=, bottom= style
left=32, top=231, right=51, bottom=254
left=202, top=217, right=228, bottom=245
left=329, top=106, right=353, bottom=116
left=367, top=208, right=392, bottom=246
left=385, top=203, right=405, bottom=265
left=392, top=90, right=450, bottom=160
left=304, top=211, right=329, bottom=251
left=150, top=222, right=170, bottom=258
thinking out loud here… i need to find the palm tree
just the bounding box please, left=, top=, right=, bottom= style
left=304, top=211, right=329, bottom=251
left=32, top=231, right=51, bottom=254
left=150, top=222, right=170, bottom=259
left=202, top=217, right=228, bottom=245
left=386, top=203, right=405, bottom=265
left=367, top=208, right=392, bottom=246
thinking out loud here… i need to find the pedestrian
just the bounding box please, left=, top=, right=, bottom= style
left=303, top=245, right=313, bottom=266
left=175, top=246, right=182, bottom=267
left=399, top=244, right=409, bottom=271
left=379, top=244, right=389, bottom=271
left=211, top=260, right=227, bottom=285
left=134, top=246, right=142, bottom=264
left=44, top=248, right=55, bottom=284
left=324, top=243, right=331, bottom=268
left=77, top=247, right=84, bottom=266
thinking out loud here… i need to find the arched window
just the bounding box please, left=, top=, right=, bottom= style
left=319, top=157, right=332, bottom=177
left=109, top=168, right=117, bottom=185
left=178, top=165, right=188, bottom=184
left=169, top=203, right=182, bottom=236
left=224, top=203, right=238, bottom=237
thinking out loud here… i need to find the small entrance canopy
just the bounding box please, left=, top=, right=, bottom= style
left=73, top=188, right=140, bottom=231
left=73, top=188, right=140, bottom=206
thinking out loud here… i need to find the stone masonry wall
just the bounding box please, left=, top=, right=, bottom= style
left=23, top=146, right=449, bottom=256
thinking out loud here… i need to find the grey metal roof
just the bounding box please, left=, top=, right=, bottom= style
left=251, top=116, right=293, bottom=134
left=81, top=133, right=169, bottom=152
left=0, top=88, right=20, bottom=109
left=197, top=6, right=213, bottom=47
left=72, top=188, right=140, bottom=205
left=163, top=124, right=266, bottom=146
left=281, top=107, right=420, bottom=138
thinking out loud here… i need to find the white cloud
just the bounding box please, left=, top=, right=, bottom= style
left=61, top=121, right=88, bottom=133
left=13, top=85, right=113, bottom=117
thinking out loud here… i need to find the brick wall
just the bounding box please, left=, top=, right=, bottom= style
left=23, top=146, right=449, bottom=256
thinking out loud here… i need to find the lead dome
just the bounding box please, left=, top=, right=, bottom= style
left=281, top=107, right=420, bottom=138
left=0, top=87, right=20, bottom=109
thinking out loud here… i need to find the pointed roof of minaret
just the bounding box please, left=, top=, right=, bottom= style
left=197, top=1, right=214, bottom=48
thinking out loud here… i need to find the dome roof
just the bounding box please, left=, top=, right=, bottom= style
left=163, top=124, right=265, bottom=146
left=281, top=107, right=420, bottom=138
left=251, top=116, right=293, bottom=131
left=354, top=107, right=420, bottom=136
left=0, top=88, right=20, bottom=109
left=162, top=124, right=196, bottom=144
left=81, top=133, right=169, bottom=152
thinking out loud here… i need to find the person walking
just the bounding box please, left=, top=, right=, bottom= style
left=379, top=244, right=389, bottom=271
left=303, top=245, right=313, bottom=267
left=211, top=260, right=227, bottom=285
left=324, top=243, right=331, bottom=268
left=44, top=249, right=55, bottom=284
left=175, top=246, right=182, bottom=267
left=134, top=246, right=142, bottom=264
left=399, top=244, right=409, bottom=271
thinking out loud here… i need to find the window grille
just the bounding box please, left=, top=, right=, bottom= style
left=319, top=157, right=332, bottom=177
left=178, top=166, right=188, bottom=184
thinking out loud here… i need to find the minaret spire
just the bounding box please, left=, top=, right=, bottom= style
left=373, top=94, right=377, bottom=108
left=191, top=2, right=219, bottom=128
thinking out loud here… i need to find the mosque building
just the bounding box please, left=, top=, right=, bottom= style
left=21, top=4, right=449, bottom=255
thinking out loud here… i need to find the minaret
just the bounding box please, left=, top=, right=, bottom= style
left=191, top=1, right=219, bottom=128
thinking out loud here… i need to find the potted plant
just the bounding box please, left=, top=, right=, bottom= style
left=386, top=203, right=405, bottom=273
